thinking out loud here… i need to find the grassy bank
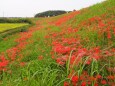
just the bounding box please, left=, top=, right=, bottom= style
left=0, top=0, right=115, bottom=86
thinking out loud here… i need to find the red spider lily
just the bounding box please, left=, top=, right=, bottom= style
left=90, top=47, right=101, bottom=60
left=20, top=62, right=26, bottom=67
left=94, top=83, right=98, bottom=86
left=45, top=35, right=50, bottom=39
left=107, top=75, right=115, bottom=80
left=88, top=81, right=91, bottom=85
left=17, top=41, right=28, bottom=50
left=55, top=11, right=80, bottom=26
left=56, top=58, right=65, bottom=65
left=81, top=81, right=86, bottom=86
left=107, top=67, right=115, bottom=73
left=107, top=31, right=111, bottom=39
left=0, top=61, right=9, bottom=70
left=15, top=32, right=32, bottom=43
left=64, top=81, right=69, bottom=86
left=71, top=75, right=78, bottom=83
left=77, top=48, right=87, bottom=57
left=0, top=54, right=9, bottom=71
left=101, top=80, right=107, bottom=85
left=98, top=21, right=105, bottom=28
left=72, top=82, right=77, bottom=86
left=6, top=47, right=19, bottom=61
left=79, top=75, right=86, bottom=81
left=96, top=74, right=102, bottom=79
left=51, top=55, right=55, bottom=59
left=103, top=50, right=112, bottom=57
left=62, top=38, right=79, bottom=45
left=69, top=48, right=87, bottom=65
left=53, top=45, right=71, bottom=54
left=67, top=28, right=78, bottom=33
left=38, top=55, right=44, bottom=60
left=70, top=55, right=78, bottom=65
left=86, top=59, right=92, bottom=65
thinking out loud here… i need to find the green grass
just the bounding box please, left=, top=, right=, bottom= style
left=0, top=0, right=115, bottom=86
left=0, top=23, right=29, bottom=32
left=0, top=34, right=19, bottom=52
left=65, top=0, right=115, bottom=28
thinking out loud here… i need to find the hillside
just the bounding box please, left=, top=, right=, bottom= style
left=0, top=0, right=115, bottom=86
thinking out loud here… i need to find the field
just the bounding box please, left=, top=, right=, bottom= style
left=0, top=0, right=115, bottom=86
left=0, top=23, right=29, bottom=32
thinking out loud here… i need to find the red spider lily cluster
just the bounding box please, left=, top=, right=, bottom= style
left=0, top=26, right=41, bottom=72
left=0, top=54, right=9, bottom=71
left=44, top=8, right=115, bottom=85
left=0, top=5, right=115, bottom=86
left=47, top=27, right=103, bottom=66
left=63, top=70, right=115, bottom=86
left=55, top=11, right=80, bottom=26
left=64, top=74, right=115, bottom=86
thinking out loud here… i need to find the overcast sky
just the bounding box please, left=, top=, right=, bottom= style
left=0, top=0, right=105, bottom=17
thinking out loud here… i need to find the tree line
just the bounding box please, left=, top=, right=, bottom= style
left=34, top=10, right=70, bottom=17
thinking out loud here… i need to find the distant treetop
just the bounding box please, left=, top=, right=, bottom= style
left=34, top=10, right=70, bottom=17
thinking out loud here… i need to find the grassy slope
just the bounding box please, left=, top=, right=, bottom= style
left=0, top=23, right=29, bottom=52
left=0, top=0, right=115, bottom=86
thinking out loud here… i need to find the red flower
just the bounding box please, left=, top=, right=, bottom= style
left=77, top=48, right=87, bottom=57
left=64, top=81, right=69, bottom=86
left=96, top=74, right=102, bottom=79
left=0, top=54, right=9, bottom=71
left=70, top=55, right=76, bottom=65
left=101, top=80, right=107, bottom=85
left=53, top=45, right=63, bottom=54
left=0, top=61, right=8, bottom=68
left=81, top=82, right=86, bottom=86
left=56, top=58, right=65, bottom=65
left=20, top=62, right=26, bottom=66
left=99, top=22, right=105, bottom=28
left=107, top=31, right=111, bottom=39
left=107, top=75, right=114, bottom=80
left=94, top=83, right=98, bottom=86
left=86, top=60, right=91, bottom=65
left=38, top=55, right=43, bottom=60
left=71, top=76, right=78, bottom=83
left=90, top=47, right=101, bottom=60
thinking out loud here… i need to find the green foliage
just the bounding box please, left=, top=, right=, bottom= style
left=0, top=18, right=33, bottom=24
left=35, top=10, right=68, bottom=17
left=0, top=0, right=115, bottom=86
left=67, top=0, right=115, bottom=27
